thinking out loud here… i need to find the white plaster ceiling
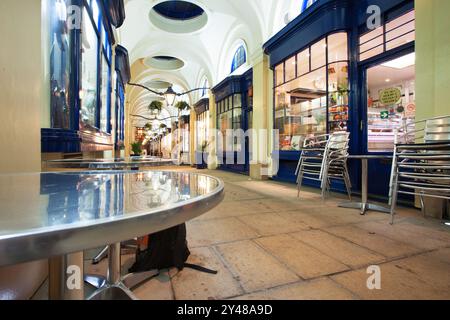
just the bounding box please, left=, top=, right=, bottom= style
left=119, top=0, right=305, bottom=121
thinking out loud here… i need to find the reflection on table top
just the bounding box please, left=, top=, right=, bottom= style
left=46, top=157, right=175, bottom=168
left=0, top=171, right=224, bottom=267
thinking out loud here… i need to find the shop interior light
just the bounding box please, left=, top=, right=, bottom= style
left=381, top=53, right=415, bottom=69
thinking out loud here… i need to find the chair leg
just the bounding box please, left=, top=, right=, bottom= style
left=390, top=176, right=399, bottom=225
left=296, top=170, right=304, bottom=198
left=344, top=174, right=352, bottom=201
left=419, top=193, right=426, bottom=218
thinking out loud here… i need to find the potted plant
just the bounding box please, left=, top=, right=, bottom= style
left=175, top=101, right=191, bottom=113
left=131, top=142, right=142, bottom=156
left=144, top=122, right=153, bottom=131
left=149, top=100, right=163, bottom=114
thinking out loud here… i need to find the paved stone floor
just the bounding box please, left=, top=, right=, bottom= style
left=35, top=167, right=450, bottom=300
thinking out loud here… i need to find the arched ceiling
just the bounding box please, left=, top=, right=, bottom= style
left=119, top=0, right=305, bottom=123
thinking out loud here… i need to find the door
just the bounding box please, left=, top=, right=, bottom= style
left=361, top=51, right=416, bottom=198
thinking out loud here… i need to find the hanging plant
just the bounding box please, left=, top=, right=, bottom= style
left=175, top=101, right=191, bottom=112
left=149, top=100, right=163, bottom=113
left=160, top=123, right=167, bottom=129
left=145, top=123, right=153, bottom=131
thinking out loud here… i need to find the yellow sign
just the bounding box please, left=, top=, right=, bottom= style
left=379, top=87, right=402, bottom=105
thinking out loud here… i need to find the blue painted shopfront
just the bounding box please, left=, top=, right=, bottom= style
left=42, top=0, right=127, bottom=154
left=264, top=0, right=415, bottom=201
left=212, top=69, right=253, bottom=175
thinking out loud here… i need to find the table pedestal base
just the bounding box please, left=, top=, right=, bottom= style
left=339, top=202, right=390, bottom=215
left=85, top=243, right=159, bottom=300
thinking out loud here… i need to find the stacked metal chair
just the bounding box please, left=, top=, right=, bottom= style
left=389, top=115, right=450, bottom=224
left=296, top=132, right=352, bottom=201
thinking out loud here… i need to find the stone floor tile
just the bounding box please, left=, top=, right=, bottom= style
left=357, top=221, right=450, bottom=250
left=238, top=213, right=309, bottom=236
left=171, top=247, right=243, bottom=300
left=216, top=240, right=299, bottom=292
left=187, top=217, right=258, bottom=247
left=233, top=278, right=357, bottom=300
left=421, top=248, right=450, bottom=264
left=277, top=211, right=334, bottom=229
left=393, top=254, right=450, bottom=291
left=325, top=225, right=421, bottom=258
left=194, top=199, right=274, bottom=221
left=291, top=230, right=385, bottom=268
left=331, top=262, right=450, bottom=300
left=133, top=270, right=174, bottom=300
left=256, top=234, right=349, bottom=279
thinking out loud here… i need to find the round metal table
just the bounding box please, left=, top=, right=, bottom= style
left=0, top=171, right=224, bottom=300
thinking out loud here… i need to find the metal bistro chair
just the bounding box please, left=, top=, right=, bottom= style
left=296, top=132, right=352, bottom=201
left=389, top=115, right=450, bottom=225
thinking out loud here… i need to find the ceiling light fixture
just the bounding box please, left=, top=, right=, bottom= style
left=381, top=53, right=415, bottom=69
left=128, top=82, right=211, bottom=107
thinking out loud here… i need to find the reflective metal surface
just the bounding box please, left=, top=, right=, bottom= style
left=0, top=171, right=224, bottom=267
left=46, top=157, right=174, bottom=169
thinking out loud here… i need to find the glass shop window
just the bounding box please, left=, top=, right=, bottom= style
left=274, top=32, right=349, bottom=151
left=297, top=48, right=310, bottom=76
left=367, top=52, right=416, bottom=152
left=310, top=38, right=326, bottom=70
left=49, top=0, right=73, bottom=129
left=285, top=56, right=297, bottom=82
left=196, top=111, right=209, bottom=150
left=80, top=7, right=99, bottom=128
left=100, top=53, right=110, bottom=132
left=275, top=63, right=284, bottom=87
left=359, top=10, right=415, bottom=61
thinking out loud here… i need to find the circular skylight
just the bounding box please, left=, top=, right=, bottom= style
left=153, top=1, right=204, bottom=20
left=144, top=56, right=185, bottom=70
left=149, top=1, right=208, bottom=34
left=146, top=80, right=173, bottom=89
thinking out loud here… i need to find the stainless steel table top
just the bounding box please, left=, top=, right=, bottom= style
left=46, top=157, right=174, bottom=169
left=0, top=171, right=224, bottom=267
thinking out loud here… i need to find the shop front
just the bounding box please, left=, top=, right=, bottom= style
left=264, top=0, right=415, bottom=199
left=41, top=0, right=126, bottom=155
left=212, top=69, right=253, bottom=175
left=194, top=98, right=210, bottom=169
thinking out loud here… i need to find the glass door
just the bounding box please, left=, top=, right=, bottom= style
left=366, top=52, right=416, bottom=153
left=362, top=51, right=416, bottom=197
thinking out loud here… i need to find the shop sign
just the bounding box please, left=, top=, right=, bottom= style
left=379, top=88, right=402, bottom=106
left=380, top=111, right=389, bottom=119
left=405, top=103, right=416, bottom=117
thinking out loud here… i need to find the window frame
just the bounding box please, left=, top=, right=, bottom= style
left=80, top=0, right=112, bottom=134
left=231, top=45, right=247, bottom=73
left=273, top=31, right=350, bottom=151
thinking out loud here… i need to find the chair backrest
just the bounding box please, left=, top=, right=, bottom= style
left=424, top=117, right=450, bottom=142
left=397, top=115, right=450, bottom=144
left=327, top=132, right=350, bottom=151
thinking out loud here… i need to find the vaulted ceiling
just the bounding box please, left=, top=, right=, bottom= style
left=118, top=0, right=306, bottom=127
